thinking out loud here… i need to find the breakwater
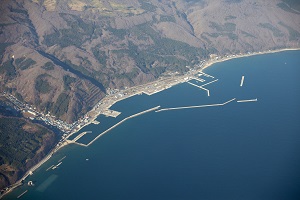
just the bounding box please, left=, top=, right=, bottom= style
left=69, top=106, right=161, bottom=147
left=156, top=98, right=236, bottom=112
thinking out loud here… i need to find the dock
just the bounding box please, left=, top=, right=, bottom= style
left=156, top=98, right=236, bottom=112
left=192, top=77, right=205, bottom=82
left=237, top=98, right=257, bottom=103
left=240, top=76, right=245, bottom=87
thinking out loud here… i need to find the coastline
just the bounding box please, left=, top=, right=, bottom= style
left=80, top=47, right=300, bottom=137
left=1, top=47, right=300, bottom=199
left=201, top=48, right=300, bottom=71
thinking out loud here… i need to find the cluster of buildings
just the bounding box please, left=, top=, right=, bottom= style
left=1, top=92, right=81, bottom=134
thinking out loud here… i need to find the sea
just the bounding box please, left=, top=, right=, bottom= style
left=4, top=50, right=300, bottom=200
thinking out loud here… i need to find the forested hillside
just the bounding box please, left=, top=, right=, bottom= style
left=0, top=0, right=299, bottom=123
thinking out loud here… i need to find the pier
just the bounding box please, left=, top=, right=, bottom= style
left=187, top=82, right=210, bottom=96
left=187, top=77, right=218, bottom=97
left=237, top=98, right=257, bottom=103
left=156, top=98, right=236, bottom=112
left=200, top=79, right=218, bottom=87
left=240, top=76, right=245, bottom=87
left=199, top=71, right=215, bottom=78
left=192, top=77, right=205, bottom=82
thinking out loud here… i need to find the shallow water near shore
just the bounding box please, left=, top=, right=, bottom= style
left=4, top=50, right=300, bottom=200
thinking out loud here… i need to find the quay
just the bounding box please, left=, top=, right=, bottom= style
left=102, top=109, right=121, bottom=118
left=237, top=98, right=257, bottom=103
left=92, top=120, right=100, bottom=125
left=240, top=76, right=245, bottom=87
left=86, top=106, right=160, bottom=146
left=142, top=87, right=166, bottom=96
left=156, top=98, right=236, bottom=112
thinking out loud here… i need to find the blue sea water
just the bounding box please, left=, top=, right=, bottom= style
left=4, top=50, right=300, bottom=200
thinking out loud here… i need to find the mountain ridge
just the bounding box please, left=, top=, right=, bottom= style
left=0, top=0, right=300, bottom=123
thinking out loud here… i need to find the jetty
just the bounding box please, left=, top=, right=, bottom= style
left=156, top=98, right=236, bottom=112
left=200, top=79, right=218, bottom=87
left=199, top=71, right=215, bottom=78
left=86, top=106, right=160, bottom=146
left=240, top=76, right=245, bottom=87
left=187, top=82, right=210, bottom=96
left=187, top=79, right=218, bottom=97
left=192, top=77, right=205, bottom=82
left=237, top=98, right=257, bottom=103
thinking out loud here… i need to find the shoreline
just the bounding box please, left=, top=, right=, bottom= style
left=80, top=47, right=300, bottom=136
left=201, top=48, right=300, bottom=71
left=1, top=47, right=299, bottom=199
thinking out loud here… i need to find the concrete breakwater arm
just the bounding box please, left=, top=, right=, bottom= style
left=17, top=190, right=27, bottom=199
left=87, top=106, right=160, bottom=146
left=237, top=98, right=257, bottom=103
left=156, top=98, right=236, bottom=112
left=72, top=131, right=92, bottom=142
left=240, top=76, right=245, bottom=87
